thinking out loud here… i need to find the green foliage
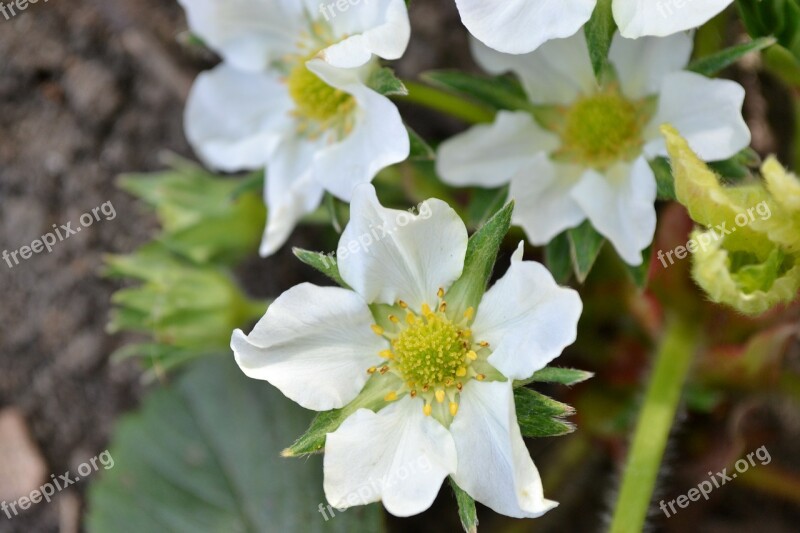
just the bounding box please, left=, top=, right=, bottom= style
left=119, top=155, right=265, bottom=265
left=450, top=478, right=478, bottom=533
left=86, top=356, right=385, bottom=533
left=421, top=70, right=535, bottom=112
left=737, top=0, right=800, bottom=59
left=568, top=221, right=606, bottom=283
left=584, top=0, right=617, bottom=79
left=688, top=37, right=777, bottom=76
left=514, top=387, right=576, bottom=438
left=445, top=202, right=514, bottom=318
left=105, top=243, right=267, bottom=378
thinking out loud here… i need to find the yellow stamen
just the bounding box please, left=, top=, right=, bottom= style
left=456, top=367, right=467, bottom=377
left=406, top=313, right=416, bottom=325
left=437, top=287, right=445, bottom=299
left=467, top=350, right=478, bottom=361
left=388, top=315, right=400, bottom=324
left=398, top=300, right=408, bottom=309
left=379, top=366, right=389, bottom=375
left=384, top=391, right=398, bottom=402
left=476, top=374, right=486, bottom=381
left=479, top=341, right=489, bottom=348
left=379, top=350, right=394, bottom=359
left=439, top=302, right=447, bottom=312
left=464, top=307, right=475, bottom=320
left=423, top=404, right=433, bottom=417
left=421, top=303, right=432, bottom=317
left=435, top=390, right=445, bottom=403
left=449, top=402, right=459, bottom=416
left=410, top=390, right=417, bottom=398
left=367, top=367, right=377, bottom=374
left=371, top=324, right=384, bottom=336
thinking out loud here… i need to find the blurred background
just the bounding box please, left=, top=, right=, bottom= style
left=1, top=1, right=799, bottom=532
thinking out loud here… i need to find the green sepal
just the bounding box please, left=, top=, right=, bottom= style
left=367, top=67, right=407, bottom=96
left=687, top=37, right=776, bottom=76
left=450, top=478, right=478, bottom=533
left=514, top=366, right=595, bottom=388
left=445, top=202, right=514, bottom=319
left=584, top=0, right=617, bottom=80
left=568, top=221, right=606, bottom=283
left=514, top=387, right=576, bottom=438
left=292, top=247, right=349, bottom=288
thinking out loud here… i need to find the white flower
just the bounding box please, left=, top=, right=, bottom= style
left=179, top=0, right=411, bottom=256
left=455, top=0, right=733, bottom=54
left=231, top=184, right=583, bottom=518
left=437, top=31, right=751, bottom=266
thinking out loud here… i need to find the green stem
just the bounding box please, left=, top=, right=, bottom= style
left=608, top=316, right=700, bottom=533
left=399, top=80, right=495, bottom=124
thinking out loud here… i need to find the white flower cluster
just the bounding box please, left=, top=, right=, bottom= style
left=174, top=0, right=747, bottom=523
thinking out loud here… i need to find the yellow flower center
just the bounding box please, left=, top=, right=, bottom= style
left=286, top=53, right=355, bottom=131
left=367, top=289, right=495, bottom=425
left=556, top=89, right=646, bottom=169
left=393, top=312, right=469, bottom=389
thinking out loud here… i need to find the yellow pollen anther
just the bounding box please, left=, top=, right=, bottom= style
left=406, top=313, right=416, bottom=325
left=388, top=315, right=400, bottom=324
left=398, top=300, right=408, bottom=309
left=422, top=384, right=430, bottom=392
left=384, top=392, right=398, bottom=402
left=423, top=404, right=433, bottom=417
left=379, top=350, right=394, bottom=359
left=379, top=366, right=389, bottom=375
left=456, top=367, right=467, bottom=377
left=479, top=341, right=489, bottom=347
left=456, top=382, right=463, bottom=391
left=476, top=374, right=486, bottom=381
left=467, top=350, right=478, bottom=361
left=435, top=390, right=445, bottom=403
left=371, top=325, right=384, bottom=336
left=367, top=367, right=377, bottom=374
left=410, top=390, right=417, bottom=398
left=421, top=303, right=432, bottom=317
left=462, top=329, right=472, bottom=338
left=444, top=377, right=454, bottom=387
left=437, top=288, right=445, bottom=298
left=464, top=307, right=475, bottom=320
left=449, top=402, right=459, bottom=416
left=439, top=302, right=447, bottom=312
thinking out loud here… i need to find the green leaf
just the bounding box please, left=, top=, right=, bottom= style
left=567, top=221, right=606, bottom=283
left=450, top=478, right=478, bottom=533
left=465, top=185, right=509, bottom=229
left=407, top=125, right=435, bottom=161
left=86, top=357, right=385, bottom=532
left=584, top=0, right=617, bottom=79
left=446, top=202, right=514, bottom=318
left=708, top=147, right=761, bottom=181
left=283, top=374, right=396, bottom=457
left=515, top=367, right=595, bottom=388
left=421, top=70, right=534, bottom=112
left=688, top=37, right=777, bottom=76
left=545, top=232, right=573, bottom=285
left=650, top=157, right=676, bottom=201
left=367, top=67, right=407, bottom=96
left=514, top=387, right=576, bottom=438
left=293, top=247, right=349, bottom=288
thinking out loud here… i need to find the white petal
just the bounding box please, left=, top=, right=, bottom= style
left=570, top=157, right=657, bottom=266
left=324, top=397, right=457, bottom=517
left=338, top=185, right=468, bottom=311
left=471, top=32, right=597, bottom=105
left=473, top=243, right=582, bottom=380
left=508, top=155, right=587, bottom=246
left=456, top=0, right=595, bottom=55
left=306, top=60, right=410, bottom=201
left=231, top=283, right=384, bottom=411
left=437, top=111, right=559, bottom=188
left=609, top=32, right=693, bottom=99
left=184, top=64, right=293, bottom=172
left=260, top=136, right=325, bottom=257
left=178, top=0, right=301, bottom=71
left=613, top=0, right=732, bottom=38
left=644, top=71, right=750, bottom=161
left=321, top=0, right=411, bottom=68
left=450, top=381, right=557, bottom=518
